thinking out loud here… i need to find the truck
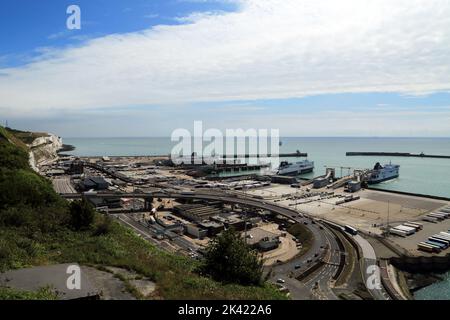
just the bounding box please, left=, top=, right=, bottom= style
left=426, top=240, right=448, bottom=250
left=418, top=242, right=440, bottom=253
left=429, top=236, right=450, bottom=246
left=426, top=213, right=444, bottom=221
left=344, top=225, right=358, bottom=235
left=422, top=241, right=442, bottom=251
left=393, top=225, right=416, bottom=235
left=403, top=222, right=421, bottom=231
left=148, top=216, right=156, bottom=225
left=422, top=216, right=438, bottom=223
left=436, top=211, right=450, bottom=218
left=405, top=221, right=423, bottom=230
left=389, top=228, right=408, bottom=237
left=431, top=212, right=447, bottom=219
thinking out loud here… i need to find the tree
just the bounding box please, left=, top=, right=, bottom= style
left=199, top=228, right=263, bottom=286
left=69, top=200, right=95, bottom=230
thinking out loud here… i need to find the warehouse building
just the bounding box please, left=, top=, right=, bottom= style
left=185, top=224, right=208, bottom=239
left=198, top=221, right=225, bottom=237
left=78, top=176, right=109, bottom=191
left=210, top=214, right=246, bottom=231
left=346, top=180, right=361, bottom=193
left=172, top=204, right=222, bottom=222
left=270, top=175, right=297, bottom=185
left=313, top=177, right=329, bottom=189
left=87, top=197, right=121, bottom=209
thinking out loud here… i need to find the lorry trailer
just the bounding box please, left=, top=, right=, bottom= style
left=418, top=242, right=440, bottom=253
left=403, top=223, right=421, bottom=231
left=406, top=221, right=423, bottom=230
left=422, top=216, right=438, bottom=223
left=390, top=228, right=408, bottom=237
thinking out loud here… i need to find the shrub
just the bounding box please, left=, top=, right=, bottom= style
left=198, top=228, right=263, bottom=286
left=69, top=200, right=95, bottom=230
left=0, top=169, right=60, bottom=209
left=93, top=215, right=113, bottom=236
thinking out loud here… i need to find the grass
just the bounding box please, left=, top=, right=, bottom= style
left=0, top=286, right=58, bottom=300
left=0, top=220, right=287, bottom=300
left=0, top=126, right=286, bottom=300
left=396, top=269, right=414, bottom=300
left=4, top=127, right=48, bottom=145
left=287, top=223, right=314, bottom=256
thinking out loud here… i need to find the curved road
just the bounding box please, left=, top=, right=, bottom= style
left=62, top=190, right=343, bottom=299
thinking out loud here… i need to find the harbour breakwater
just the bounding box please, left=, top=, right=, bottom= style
left=367, top=186, right=450, bottom=202
left=390, top=254, right=450, bottom=273
left=346, top=152, right=450, bottom=159
left=389, top=253, right=450, bottom=297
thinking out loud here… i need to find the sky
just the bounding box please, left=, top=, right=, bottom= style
left=1, top=0, right=450, bottom=137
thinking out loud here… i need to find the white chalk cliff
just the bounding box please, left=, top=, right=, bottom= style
left=28, top=133, right=63, bottom=171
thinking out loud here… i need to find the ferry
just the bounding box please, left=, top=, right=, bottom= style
left=367, top=162, right=399, bottom=184
left=276, top=160, right=314, bottom=176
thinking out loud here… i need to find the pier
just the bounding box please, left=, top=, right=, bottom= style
left=346, top=152, right=450, bottom=159
left=180, top=152, right=308, bottom=161
left=219, top=151, right=307, bottom=159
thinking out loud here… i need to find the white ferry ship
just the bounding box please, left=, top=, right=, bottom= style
left=276, top=160, right=314, bottom=176
left=367, top=162, right=400, bottom=184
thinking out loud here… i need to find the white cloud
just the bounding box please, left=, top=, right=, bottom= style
left=1, top=0, right=450, bottom=116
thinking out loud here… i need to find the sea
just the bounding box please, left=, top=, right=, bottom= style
left=64, top=137, right=450, bottom=199
left=414, top=272, right=450, bottom=300
left=63, top=136, right=450, bottom=299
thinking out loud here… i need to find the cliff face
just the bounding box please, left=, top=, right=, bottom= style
left=28, top=134, right=63, bottom=171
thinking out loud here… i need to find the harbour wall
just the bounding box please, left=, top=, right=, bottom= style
left=390, top=254, right=450, bottom=273
left=347, top=152, right=450, bottom=159
left=367, top=186, right=450, bottom=202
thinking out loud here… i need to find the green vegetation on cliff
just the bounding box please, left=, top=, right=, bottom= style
left=199, top=228, right=264, bottom=286
left=0, top=126, right=285, bottom=300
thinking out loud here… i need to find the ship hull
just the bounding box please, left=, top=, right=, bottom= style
left=277, top=167, right=314, bottom=176
left=367, top=174, right=399, bottom=184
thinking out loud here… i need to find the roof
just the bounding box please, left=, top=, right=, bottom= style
left=198, top=221, right=224, bottom=228
left=88, top=176, right=108, bottom=184
left=244, top=228, right=279, bottom=245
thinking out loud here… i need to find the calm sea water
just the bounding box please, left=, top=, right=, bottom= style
left=415, top=272, right=450, bottom=300
left=64, top=137, right=450, bottom=199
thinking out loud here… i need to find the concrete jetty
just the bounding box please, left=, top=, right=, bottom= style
left=346, top=152, right=450, bottom=159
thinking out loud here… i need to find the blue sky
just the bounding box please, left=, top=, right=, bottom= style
left=0, top=0, right=237, bottom=67
left=1, top=0, right=450, bottom=137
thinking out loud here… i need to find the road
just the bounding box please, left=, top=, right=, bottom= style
left=268, top=222, right=341, bottom=300
left=52, top=176, right=77, bottom=194
left=353, top=234, right=391, bottom=300
left=62, top=190, right=344, bottom=299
